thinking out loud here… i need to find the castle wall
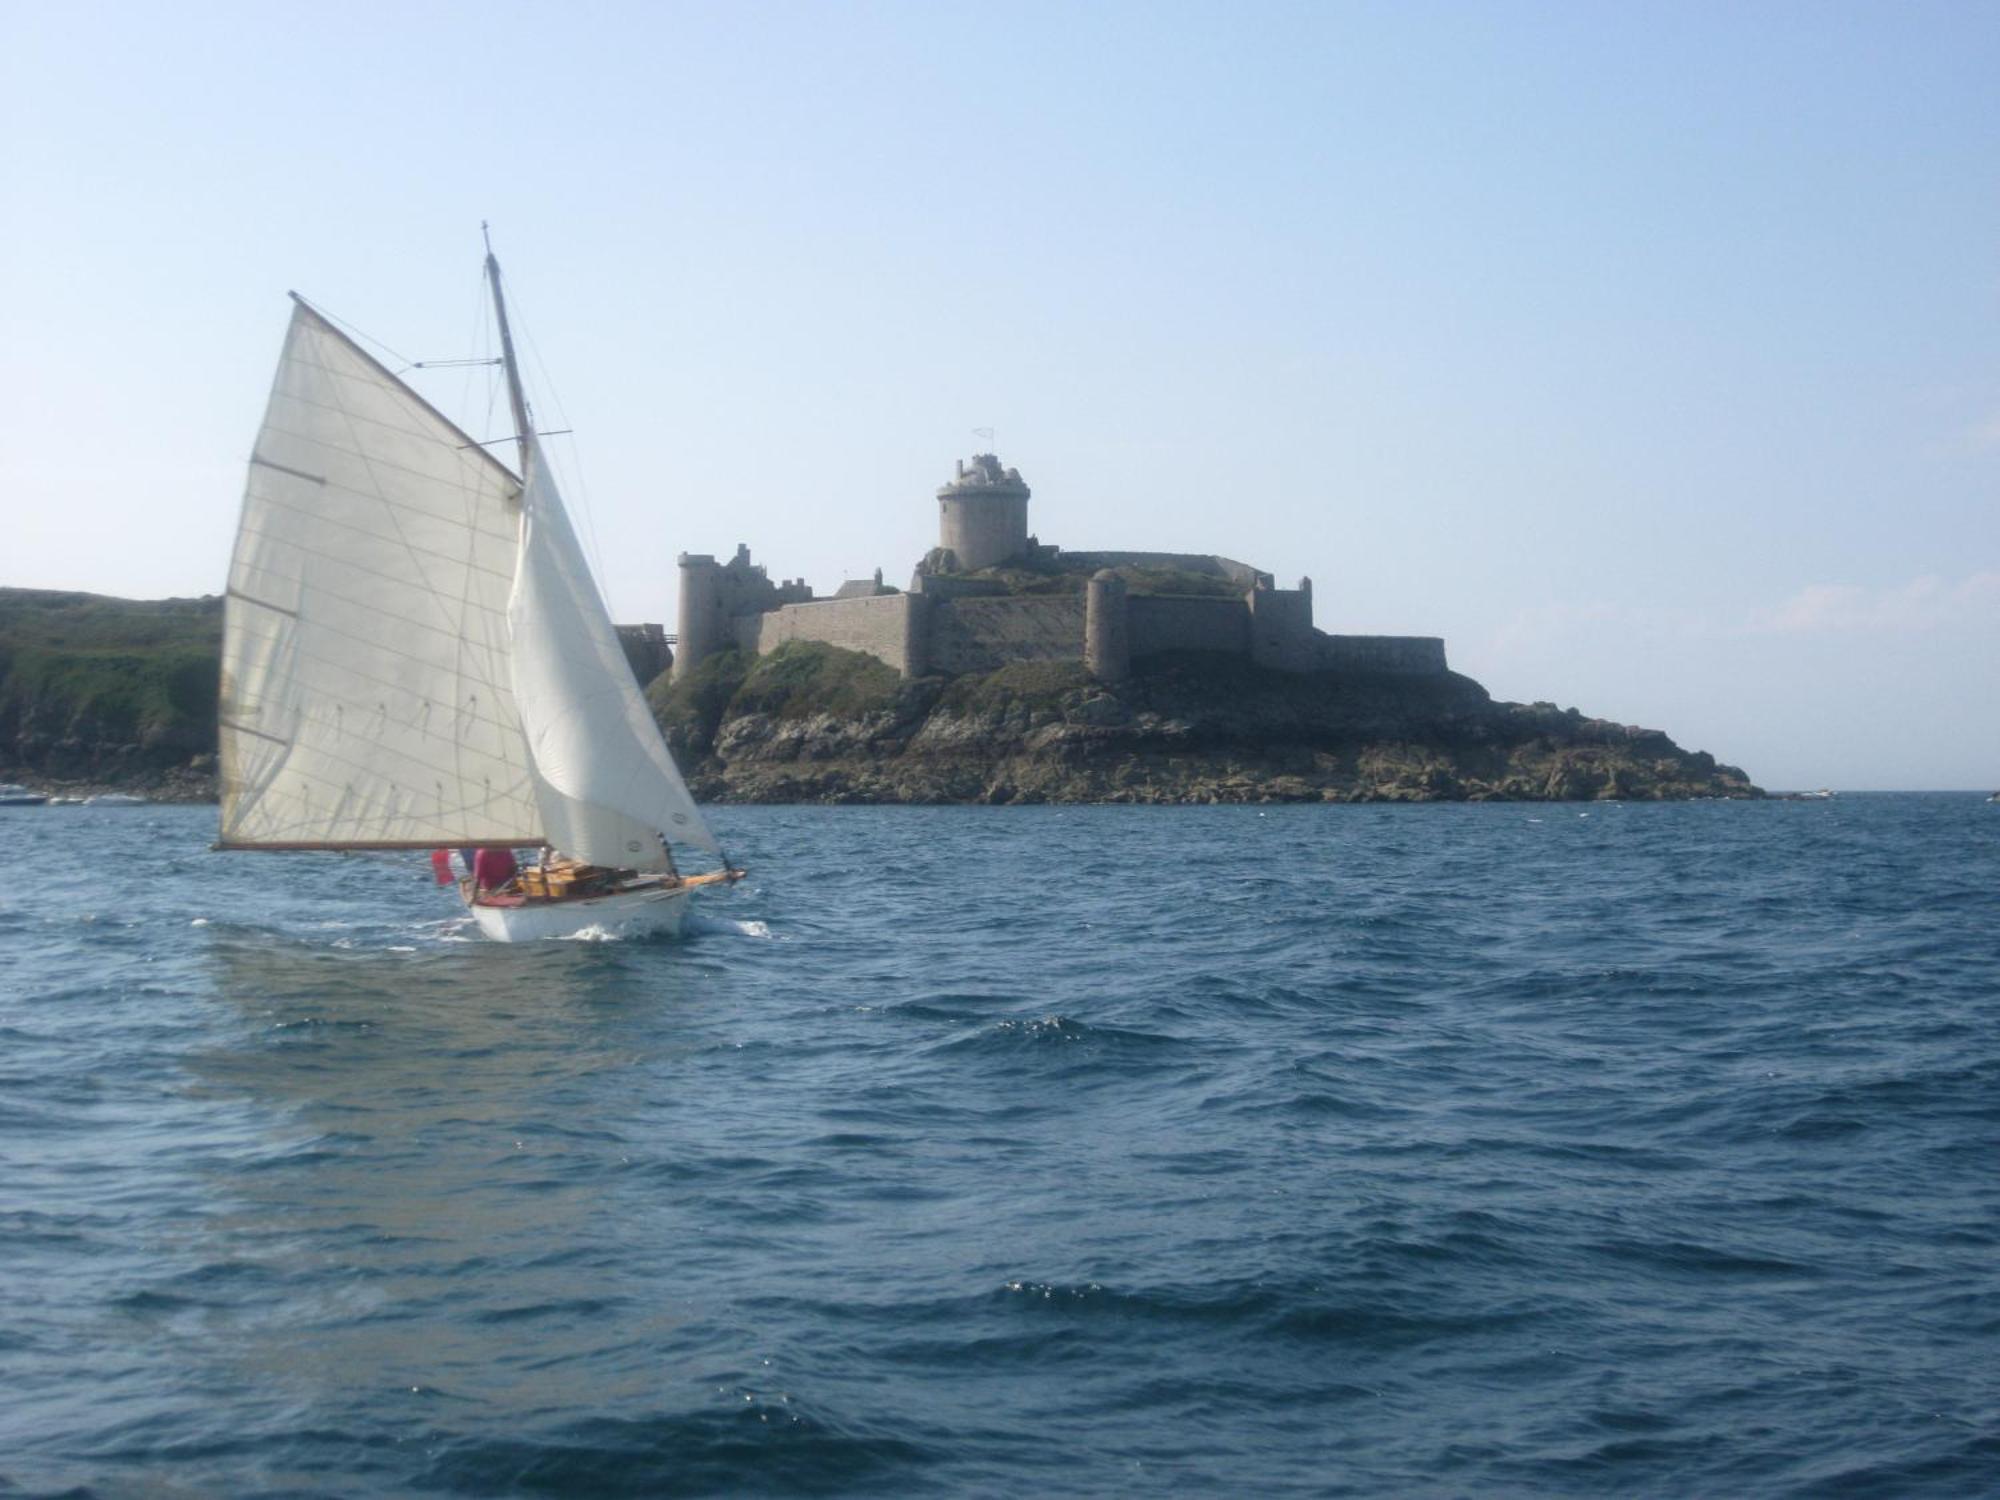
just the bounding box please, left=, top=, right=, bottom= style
left=1319, top=635, right=1448, bottom=674
left=926, top=596, right=1085, bottom=675
left=1128, top=595, right=1250, bottom=658
left=676, top=546, right=807, bottom=680
left=757, top=593, right=930, bottom=677
left=684, top=450, right=1451, bottom=684
left=1247, top=586, right=1317, bottom=672
left=907, top=573, right=1011, bottom=600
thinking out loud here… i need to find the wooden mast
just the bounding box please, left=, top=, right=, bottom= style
left=482, top=223, right=534, bottom=480
left=480, top=224, right=549, bottom=883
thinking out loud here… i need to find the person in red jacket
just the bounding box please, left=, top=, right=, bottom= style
left=472, top=847, right=518, bottom=891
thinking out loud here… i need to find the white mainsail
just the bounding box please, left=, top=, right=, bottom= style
left=222, top=292, right=719, bottom=869
left=509, top=437, right=719, bottom=865
left=219, top=302, right=540, bottom=848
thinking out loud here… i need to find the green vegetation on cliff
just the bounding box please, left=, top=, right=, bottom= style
left=648, top=642, right=908, bottom=757
left=0, top=589, right=221, bottom=787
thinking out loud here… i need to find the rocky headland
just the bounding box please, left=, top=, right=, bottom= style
left=651, top=642, right=1760, bottom=804
left=0, top=588, right=1759, bottom=804
left=0, top=588, right=221, bottom=801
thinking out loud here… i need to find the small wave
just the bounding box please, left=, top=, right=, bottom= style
left=989, top=1276, right=1536, bottom=1350
left=420, top=1403, right=934, bottom=1496
left=687, top=913, right=773, bottom=939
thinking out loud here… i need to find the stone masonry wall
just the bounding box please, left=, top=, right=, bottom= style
left=1319, top=635, right=1448, bottom=674
left=759, top=594, right=928, bottom=677
left=926, top=596, right=1086, bottom=676
left=1247, top=588, right=1316, bottom=672
left=1128, top=595, right=1250, bottom=659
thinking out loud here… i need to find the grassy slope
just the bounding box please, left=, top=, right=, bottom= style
left=0, top=589, right=222, bottom=762
left=648, top=641, right=909, bottom=756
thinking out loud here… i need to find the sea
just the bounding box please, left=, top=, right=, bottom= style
left=2, top=796, right=1995, bottom=1498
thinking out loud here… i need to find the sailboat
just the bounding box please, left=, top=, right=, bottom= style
left=217, top=240, right=742, bottom=941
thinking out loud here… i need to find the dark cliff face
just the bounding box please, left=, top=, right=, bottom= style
left=651, top=644, right=1761, bottom=805
left=0, top=589, right=221, bottom=794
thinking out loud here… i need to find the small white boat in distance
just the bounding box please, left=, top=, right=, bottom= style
left=217, top=234, right=743, bottom=941
left=0, top=784, right=47, bottom=806
left=84, top=793, right=147, bottom=806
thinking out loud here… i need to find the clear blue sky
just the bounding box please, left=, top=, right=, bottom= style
left=4, top=2, right=1995, bottom=788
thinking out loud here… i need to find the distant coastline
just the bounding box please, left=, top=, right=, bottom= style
left=1, top=586, right=1761, bottom=806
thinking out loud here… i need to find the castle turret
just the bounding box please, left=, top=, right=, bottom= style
left=1085, top=569, right=1130, bottom=683
left=674, top=553, right=724, bottom=681
left=935, top=453, right=1030, bottom=573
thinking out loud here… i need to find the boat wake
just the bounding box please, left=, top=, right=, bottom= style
left=539, top=913, right=772, bottom=943
left=687, top=913, right=773, bottom=940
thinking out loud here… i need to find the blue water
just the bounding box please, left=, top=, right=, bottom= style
left=2, top=798, right=1996, bottom=1497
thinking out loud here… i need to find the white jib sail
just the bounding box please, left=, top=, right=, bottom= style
left=508, top=437, right=720, bottom=866
left=219, top=302, right=542, bottom=848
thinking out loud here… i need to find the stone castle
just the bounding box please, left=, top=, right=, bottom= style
left=667, top=453, right=1446, bottom=685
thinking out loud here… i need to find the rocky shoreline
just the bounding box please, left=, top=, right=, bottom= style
left=1, top=766, right=217, bottom=804
left=2, top=582, right=1761, bottom=807
left=654, top=646, right=1761, bottom=805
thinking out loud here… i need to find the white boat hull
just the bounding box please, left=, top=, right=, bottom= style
left=466, top=880, right=693, bottom=942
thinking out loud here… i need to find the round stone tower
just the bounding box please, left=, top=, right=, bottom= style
left=1085, top=569, right=1130, bottom=683
left=673, top=552, right=722, bottom=681
left=936, top=453, right=1030, bottom=573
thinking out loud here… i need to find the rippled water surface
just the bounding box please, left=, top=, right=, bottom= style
left=3, top=797, right=1996, bottom=1497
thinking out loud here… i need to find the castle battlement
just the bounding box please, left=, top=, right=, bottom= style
left=672, top=454, right=1447, bottom=684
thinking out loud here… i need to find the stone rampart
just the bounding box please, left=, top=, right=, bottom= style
left=675, top=545, right=813, bottom=680
left=1319, top=635, right=1448, bottom=674
left=906, top=573, right=1012, bottom=600
left=1128, top=595, right=1250, bottom=659
left=926, top=596, right=1085, bottom=676
left=1247, top=587, right=1316, bottom=672
left=758, top=594, right=931, bottom=677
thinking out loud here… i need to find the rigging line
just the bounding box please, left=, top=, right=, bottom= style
left=459, top=429, right=572, bottom=451
left=223, top=724, right=537, bottom=816
left=225, top=624, right=523, bottom=736
left=319, top=343, right=495, bottom=647
left=463, top=264, right=495, bottom=527
left=243, top=455, right=514, bottom=551
left=509, top=295, right=617, bottom=615
left=454, top=261, right=498, bottom=803
left=293, top=294, right=421, bottom=372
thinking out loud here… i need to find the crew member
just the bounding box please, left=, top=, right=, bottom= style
left=472, top=846, right=518, bottom=891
